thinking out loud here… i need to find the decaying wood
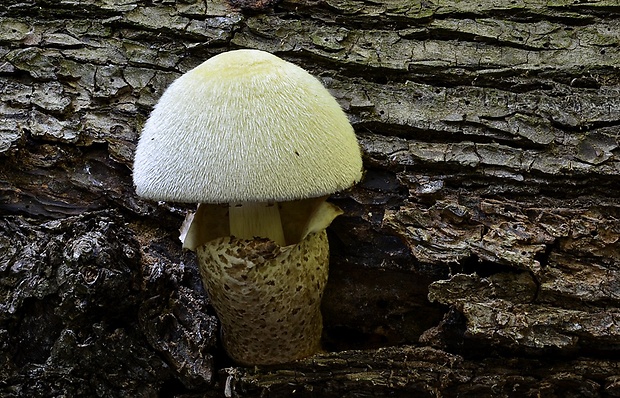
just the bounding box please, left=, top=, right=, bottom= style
left=1, top=0, right=619, bottom=396
left=226, top=346, right=620, bottom=397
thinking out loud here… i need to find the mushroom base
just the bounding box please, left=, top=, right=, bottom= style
left=195, top=230, right=329, bottom=366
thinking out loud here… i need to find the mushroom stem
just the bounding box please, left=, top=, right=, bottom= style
left=229, top=202, right=286, bottom=246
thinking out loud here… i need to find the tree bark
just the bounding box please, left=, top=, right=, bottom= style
left=1, top=0, right=619, bottom=397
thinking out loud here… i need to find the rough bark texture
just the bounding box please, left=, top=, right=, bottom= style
left=1, top=0, right=619, bottom=397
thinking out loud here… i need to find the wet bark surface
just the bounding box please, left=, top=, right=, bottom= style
left=1, top=0, right=619, bottom=397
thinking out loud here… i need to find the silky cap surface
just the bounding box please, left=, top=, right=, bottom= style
left=133, top=49, right=363, bottom=203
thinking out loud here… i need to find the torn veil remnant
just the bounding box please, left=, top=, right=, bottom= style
left=133, top=49, right=363, bottom=365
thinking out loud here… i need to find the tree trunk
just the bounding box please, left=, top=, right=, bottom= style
left=1, top=0, right=619, bottom=397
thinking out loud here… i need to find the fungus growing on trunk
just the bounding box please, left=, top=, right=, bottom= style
left=133, top=49, right=363, bottom=365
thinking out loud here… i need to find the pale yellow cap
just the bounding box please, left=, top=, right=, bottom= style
left=133, top=49, right=363, bottom=203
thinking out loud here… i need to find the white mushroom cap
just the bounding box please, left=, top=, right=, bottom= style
left=133, top=49, right=363, bottom=203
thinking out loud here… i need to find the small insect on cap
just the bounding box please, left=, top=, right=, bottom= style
left=133, top=49, right=363, bottom=204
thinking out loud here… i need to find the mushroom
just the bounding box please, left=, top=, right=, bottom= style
left=133, top=49, right=363, bottom=365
